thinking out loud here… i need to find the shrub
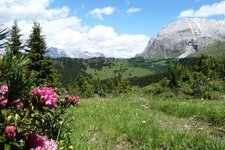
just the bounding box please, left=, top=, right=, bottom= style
left=0, top=51, right=80, bottom=149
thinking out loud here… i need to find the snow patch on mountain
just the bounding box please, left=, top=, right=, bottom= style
left=79, top=51, right=105, bottom=59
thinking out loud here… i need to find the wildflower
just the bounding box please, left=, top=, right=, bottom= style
left=28, top=134, right=46, bottom=148
left=72, top=96, right=80, bottom=103
left=45, top=139, right=58, bottom=150
left=65, top=95, right=80, bottom=104
left=32, top=87, right=58, bottom=107
left=12, top=98, right=24, bottom=108
left=0, top=84, right=8, bottom=95
left=4, top=126, right=16, bottom=140
left=28, top=135, right=58, bottom=150
left=30, top=146, right=45, bottom=150
left=0, top=98, right=8, bottom=106
left=69, top=145, right=74, bottom=149
left=142, top=120, right=147, bottom=124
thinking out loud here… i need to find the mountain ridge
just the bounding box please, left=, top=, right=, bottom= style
left=46, top=47, right=105, bottom=59
left=139, top=18, right=225, bottom=59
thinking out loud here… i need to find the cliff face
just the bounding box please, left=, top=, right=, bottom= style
left=140, top=18, right=225, bottom=59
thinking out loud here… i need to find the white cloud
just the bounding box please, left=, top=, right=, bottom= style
left=2, top=1, right=149, bottom=58
left=179, top=0, right=225, bottom=17
left=0, top=0, right=69, bottom=22
left=88, top=7, right=115, bottom=20
left=179, top=9, right=194, bottom=17
left=127, top=7, right=141, bottom=13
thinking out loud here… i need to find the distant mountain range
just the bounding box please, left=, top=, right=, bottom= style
left=46, top=47, right=105, bottom=59
left=78, top=51, right=105, bottom=59
left=139, top=18, right=225, bottom=59
left=46, top=47, right=69, bottom=58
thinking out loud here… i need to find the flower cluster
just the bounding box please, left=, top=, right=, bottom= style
left=65, top=95, right=80, bottom=104
left=28, top=134, right=57, bottom=150
left=0, top=98, right=24, bottom=108
left=32, top=87, right=58, bottom=107
left=0, top=84, right=78, bottom=149
left=0, top=84, right=8, bottom=95
left=4, top=126, right=16, bottom=140
left=0, top=98, right=8, bottom=107
left=12, top=98, right=24, bottom=108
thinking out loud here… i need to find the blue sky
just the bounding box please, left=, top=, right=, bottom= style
left=1, top=0, right=225, bottom=57
left=51, top=0, right=224, bottom=36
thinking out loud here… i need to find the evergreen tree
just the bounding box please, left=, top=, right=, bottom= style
left=8, top=21, right=23, bottom=55
left=26, top=22, right=55, bottom=86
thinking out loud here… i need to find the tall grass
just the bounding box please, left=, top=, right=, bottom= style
left=67, top=96, right=225, bottom=149
left=148, top=99, right=225, bottom=126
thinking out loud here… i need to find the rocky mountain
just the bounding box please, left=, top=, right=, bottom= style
left=46, top=47, right=69, bottom=58
left=136, top=38, right=154, bottom=57
left=46, top=47, right=105, bottom=58
left=140, top=18, right=225, bottom=59
left=78, top=51, right=105, bottom=59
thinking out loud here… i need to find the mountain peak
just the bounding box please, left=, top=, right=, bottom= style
left=139, top=18, right=225, bottom=59
left=79, top=51, right=105, bottom=59
left=46, top=47, right=69, bottom=58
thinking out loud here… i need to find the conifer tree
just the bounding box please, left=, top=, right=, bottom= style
left=26, top=22, right=55, bottom=86
left=8, top=21, right=23, bottom=55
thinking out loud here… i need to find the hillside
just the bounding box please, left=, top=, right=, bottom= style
left=53, top=57, right=174, bottom=86
left=140, top=18, right=225, bottom=59
left=87, top=58, right=172, bottom=80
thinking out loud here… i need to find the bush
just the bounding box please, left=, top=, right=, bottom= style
left=0, top=51, right=80, bottom=149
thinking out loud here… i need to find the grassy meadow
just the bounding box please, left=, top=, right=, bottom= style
left=87, top=58, right=172, bottom=80
left=67, top=92, right=225, bottom=150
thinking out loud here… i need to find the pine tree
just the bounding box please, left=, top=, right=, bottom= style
left=26, top=22, right=55, bottom=86
left=8, top=21, right=23, bottom=55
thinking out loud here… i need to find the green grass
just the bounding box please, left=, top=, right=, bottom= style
left=67, top=94, right=225, bottom=149
left=87, top=58, right=173, bottom=80
left=191, top=42, right=225, bottom=57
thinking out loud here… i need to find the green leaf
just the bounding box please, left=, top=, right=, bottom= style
left=0, top=136, right=6, bottom=143
left=4, top=144, right=10, bottom=150
left=11, top=141, right=20, bottom=147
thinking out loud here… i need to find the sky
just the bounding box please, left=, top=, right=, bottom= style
left=1, top=0, right=225, bottom=58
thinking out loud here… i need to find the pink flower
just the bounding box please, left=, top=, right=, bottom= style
left=28, top=135, right=58, bottom=150
left=30, top=146, right=45, bottom=150
left=72, top=96, right=80, bottom=103
left=45, top=139, right=58, bottom=150
left=0, top=98, right=8, bottom=106
left=28, top=134, right=46, bottom=148
left=4, top=126, right=16, bottom=140
left=0, top=84, right=8, bottom=95
left=32, top=87, right=58, bottom=107
left=12, top=98, right=24, bottom=108
left=65, top=95, right=80, bottom=103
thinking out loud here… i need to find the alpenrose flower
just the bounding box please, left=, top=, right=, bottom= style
left=28, top=134, right=46, bottom=148
left=44, top=139, right=58, bottom=150
left=0, top=84, right=8, bottom=95
left=32, top=87, right=58, bottom=107
left=0, top=98, right=8, bottom=106
left=65, top=95, right=80, bottom=103
left=12, top=98, right=24, bottom=108
left=28, top=134, right=58, bottom=150
left=4, top=126, right=16, bottom=140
